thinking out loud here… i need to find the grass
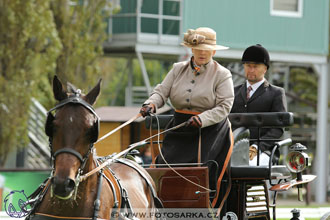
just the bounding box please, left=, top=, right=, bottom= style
left=277, top=204, right=330, bottom=208
left=273, top=197, right=330, bottom=220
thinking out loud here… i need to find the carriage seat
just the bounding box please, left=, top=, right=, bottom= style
left=229, top=112, right=293, bottom=180
left=231, top=126, right=290, bottom=179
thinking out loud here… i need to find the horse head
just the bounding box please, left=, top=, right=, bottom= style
left=45, top=75, right=101, bottom=200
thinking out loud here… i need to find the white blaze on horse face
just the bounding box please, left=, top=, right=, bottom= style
left=70, top=117, right=73, bottom=123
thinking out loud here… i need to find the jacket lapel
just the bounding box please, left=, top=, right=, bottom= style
left=239, top=83, right=248, bottom=102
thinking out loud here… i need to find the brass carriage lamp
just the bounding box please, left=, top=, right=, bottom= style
left=286, top=143, right=310, bottom=174
left=285, top=143, right=310, bottom=201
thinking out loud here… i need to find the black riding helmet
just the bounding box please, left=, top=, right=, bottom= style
left=242, top=44, right=270, bottom=69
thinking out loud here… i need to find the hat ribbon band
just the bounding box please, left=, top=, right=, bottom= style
left=186, top=39, right=217, bottom=46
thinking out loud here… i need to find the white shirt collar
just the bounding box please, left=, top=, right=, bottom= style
left=246, top=78, right=265, bottom=96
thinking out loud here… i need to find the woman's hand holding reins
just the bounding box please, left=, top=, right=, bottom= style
left=186, top=115, right=202, bottom=128
left=140, top=103, right=155, bottom=117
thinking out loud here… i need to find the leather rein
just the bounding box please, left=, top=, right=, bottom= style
left=80, top=117, right=187, bottom=181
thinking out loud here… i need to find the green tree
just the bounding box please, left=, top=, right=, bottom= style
left=289, top=67, right=318, bottom=110
left=98, top=57, right=172, bottom=106
left=50, top=0, right=111, bottom=104
left=0, top=0, right=62, bottom=166
left=0, top=0, right=115, bottom=166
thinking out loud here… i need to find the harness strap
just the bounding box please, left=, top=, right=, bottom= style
left=33, top=213, right=107, bottom=220
left=27, top=178, right=51, bottom=201
left=115, top=158, right=163, bottom=208
left=216, top=168, right=232, bottom=216
left=211, top=124, right=234, bottom=208
left=121, top=188, right=134, bottom=210
left=149, top=117, right=156, bottom=168
left=25, top=178, right=52, bottom=218
left=93, top=169, right=104, bottom=220
left=96, top=157, right=122, bottom=211
left=53, top=148, right=84, bottom=163
left=197, top=128, right=201, bottom=166
left=102, top=160, right=156, bottom=217
left=47, top=96, right=98, bottom=118
left=102, top=168, right=122, bottom=209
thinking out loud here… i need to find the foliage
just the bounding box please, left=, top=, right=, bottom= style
left=0, top=0, right=113, bottom=167
left=97, top=57, right=172, bottom=106
left=95, top=57, right=120, bottom=107
left=289, top=67, right=318, bottom=110
left=0, top=0, right=62, bottom=166
left=49, top=0, right=111, bottom=106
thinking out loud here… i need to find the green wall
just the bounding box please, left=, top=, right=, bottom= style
left=183, top=0, right=329, bottom=55
left=0, top=171, right=50, bottom=211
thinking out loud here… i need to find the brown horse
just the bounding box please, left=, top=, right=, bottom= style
left=26, top=76, right=161, bottom=220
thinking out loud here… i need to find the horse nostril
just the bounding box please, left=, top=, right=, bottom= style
left=52, top=176, right=75, bottom=198
left=65, top=178, right=75, bottom=192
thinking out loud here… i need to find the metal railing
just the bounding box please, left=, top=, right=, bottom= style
left=27, top=98, right=50, bottom=169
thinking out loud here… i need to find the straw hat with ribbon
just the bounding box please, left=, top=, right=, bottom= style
left=181, top=27, right=229, bottom=51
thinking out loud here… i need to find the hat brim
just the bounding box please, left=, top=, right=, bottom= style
left=181, top=42, right=229, bottom=50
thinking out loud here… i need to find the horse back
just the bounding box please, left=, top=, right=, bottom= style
left=108, top=159, right=158, bottom=209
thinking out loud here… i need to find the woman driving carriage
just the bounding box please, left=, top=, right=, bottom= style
left=139, top=27, right=234, bottom=208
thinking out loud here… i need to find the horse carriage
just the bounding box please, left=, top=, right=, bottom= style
left=24, top=76, right=316, bottom=220
left=143, top=113, right=316, bottom=220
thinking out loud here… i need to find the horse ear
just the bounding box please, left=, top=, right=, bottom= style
left=85, top=79, right=102, bottom=105
left=53, top=75, right=68, bottom=101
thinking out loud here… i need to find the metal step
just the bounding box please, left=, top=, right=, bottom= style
left=246, top=184, right=269, bottom=214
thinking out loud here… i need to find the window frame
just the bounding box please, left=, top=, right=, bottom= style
left=270, top=0, right=303, bottom=18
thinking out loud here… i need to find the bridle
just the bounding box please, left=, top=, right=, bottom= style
left=45, top=90, right=100, bottom=200
left=26, top=90, right=125, bottom=219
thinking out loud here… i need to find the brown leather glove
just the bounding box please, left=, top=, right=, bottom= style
left=186, top=115, right=202, bottom=128
left=249, top=146, right=258, bottom=161
left=140, top=103, right=155, bottom=117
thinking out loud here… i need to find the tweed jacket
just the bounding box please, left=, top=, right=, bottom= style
left=231, top=80, right=287, bottom=155
left=144, top=58, right=234, bottom=128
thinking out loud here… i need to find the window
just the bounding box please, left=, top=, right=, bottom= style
left=270, top=0, right=303, bottom=18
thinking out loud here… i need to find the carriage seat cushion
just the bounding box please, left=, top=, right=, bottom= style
left=229, top=112, right=294, bottom=128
